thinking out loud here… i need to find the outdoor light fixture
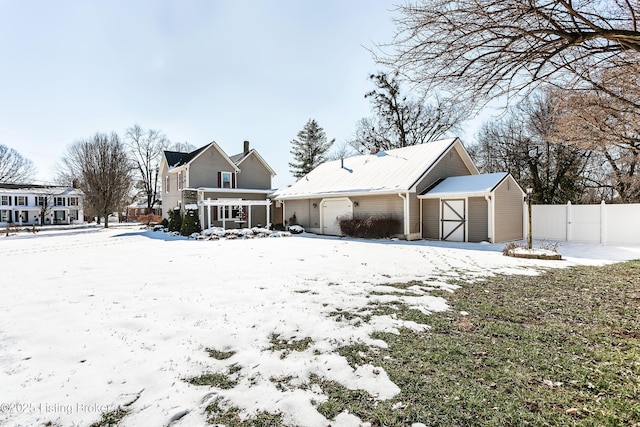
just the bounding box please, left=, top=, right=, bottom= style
left=312, top=203, right=318, bottom=208
left=353, top=201, right=359, bottom=207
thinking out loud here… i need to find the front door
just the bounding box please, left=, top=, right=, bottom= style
left=441, top=199, right=465, bottom=242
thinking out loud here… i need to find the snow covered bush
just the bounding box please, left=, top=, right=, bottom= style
left=288, top=225, right=305, bottom=234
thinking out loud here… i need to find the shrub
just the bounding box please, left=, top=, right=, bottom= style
left=161, top=218, right=169, bottom=228
left=137, top=213, right=162, bottom=225
left=180, top=208, right=201, bottom=236
left=338, top=215, right=401, bottom=239
left=168, top=208, right=183, bottom=232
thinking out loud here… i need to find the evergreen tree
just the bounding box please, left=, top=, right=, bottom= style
left=289, top=119, right=335, bottom=179
left=168, top=208, right=182, bottom=232
left=180, top=208, right=201, bottom=236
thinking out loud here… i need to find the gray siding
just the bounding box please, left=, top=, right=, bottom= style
left=284, top=199, right=321, bottom=229
left=422, top=199, right=439, bottom=239
left=352, top=194, right=404, bottom=219
left=468, top=197, right=488, bottom=242
left=415, top=145, right=473, bottom=194
left=236, top=154, right=272, bottom=189
left=494, top=176, right=524, bottom=242
left=189, top=145, right=236, bottom=188
left=408, top=194, right=421, bottom=235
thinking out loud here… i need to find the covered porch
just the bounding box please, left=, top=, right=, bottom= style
left=198, top=198, right=272, bottom=230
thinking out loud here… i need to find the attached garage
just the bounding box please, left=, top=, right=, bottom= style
left=419, top=172, right=524, bottom=243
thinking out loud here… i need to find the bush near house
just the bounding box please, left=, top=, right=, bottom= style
left=339, top=215, right=401, bottom=238
left=168, top=209, right=183, bottom=233
left=137, top=214, right=162, bottom=225
left=180, top=209, right=201, bottom=236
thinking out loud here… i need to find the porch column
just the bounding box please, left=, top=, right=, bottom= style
left=222, top=205, right=226, bottom=229
left=207, top=199, right=212, bottom=229
left=247, top=205, right=252, bottom=228
left=266, top=201, right=271, bottom=227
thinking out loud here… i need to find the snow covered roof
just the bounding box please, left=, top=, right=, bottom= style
left=419, top=172, right=511, bottom=198
left=274, top=138, right=470, bottom=200
left=164, top=142, right=239, bottom=173
left=0, top=184, right=82, bottom=196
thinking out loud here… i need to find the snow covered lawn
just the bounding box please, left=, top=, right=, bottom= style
left=0, top=227, right=638, bottom=426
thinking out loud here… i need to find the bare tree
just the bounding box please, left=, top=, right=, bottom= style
left=168, top=141, right=196, bottom=152
left=61, top=133, right=133, bottom=228
left=554, top=65, right=640, bottom=202
left=0, top=144, right=36, bottom=183
left=351, top=72, right=465, bottom=152
left=380, top=1, right=640, bottom=108
left=469, top=89, right=593, bottom=203
left=125, top=124, right=168, bottom=214
left=326, top=141, right=357, bottom=161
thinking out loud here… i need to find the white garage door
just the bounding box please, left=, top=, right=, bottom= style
left=321, top=198, right=353, bottom=236
left=441, top=199, right=465, bottom=242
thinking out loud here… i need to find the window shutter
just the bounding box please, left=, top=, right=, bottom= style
left=217, top=172, right=222, bottom=188
left=213, top=206, right=218, bottom=221
left=232, top=173, right=236, bottom=189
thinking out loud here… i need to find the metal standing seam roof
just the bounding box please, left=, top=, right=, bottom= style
left=274, top=138, right=460, bottom=199
left=419, top=172, right=510, bottom=197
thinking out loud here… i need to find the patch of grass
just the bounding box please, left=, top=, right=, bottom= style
left=188, top=372, right=237, bottom=389
left=378, top=280, right=426, bottom=290
left=313, top=261, right=640, bottom=426
left=207, top=348, right=235, bottom=360
left=205, top=400, right=283, bottom=426
left=267, top=333, right=313, bottom=358
left=88, top=407, right=128, bottom=427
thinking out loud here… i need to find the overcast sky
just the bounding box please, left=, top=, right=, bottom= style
left=0, top=1, right=485, bottom=189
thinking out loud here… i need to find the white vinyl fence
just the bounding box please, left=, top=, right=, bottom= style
left=527, top=201, right=640, bottom=245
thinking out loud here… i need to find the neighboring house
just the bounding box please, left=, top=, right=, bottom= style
left=274, top=138, right=524, bottom=243
left=125, top=202, right=162, bottom=221
left=160, top=141, right=276, bottom=229
left=0, top=184, right=84, bottom=226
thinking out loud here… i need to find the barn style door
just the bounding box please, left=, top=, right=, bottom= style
left=441, top=199, right=465, bottom=242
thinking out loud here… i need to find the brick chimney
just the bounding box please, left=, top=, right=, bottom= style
left=370, top=147, right=379, bottom=155
left=243, top=140, right=250, bottom=153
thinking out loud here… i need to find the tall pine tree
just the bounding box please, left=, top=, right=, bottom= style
left=289, top=119, right=335, bottom=179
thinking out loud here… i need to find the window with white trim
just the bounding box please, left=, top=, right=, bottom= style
left=16, top=196, right=26, bottom=205
left=54, top=197, right=65, bottom=206
left=1, top=196, right=8, bottom=206
left=178, top=172, right=184, bottom=190
left=69, top=197, right=78, bottom=206
left=165, top=175, right=170, bottom=193
left=37, top=196, right=47, bottom=206
left=221, top=172, right=232, bottom=188
left=218, top=205, right=241, bottom=220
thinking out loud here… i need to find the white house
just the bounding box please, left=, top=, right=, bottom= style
left=0, top=184, right=84, bottom=226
